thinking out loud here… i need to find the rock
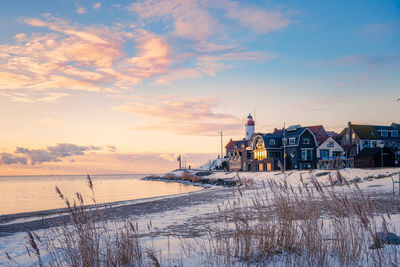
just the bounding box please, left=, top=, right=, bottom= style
left=369, top=232, right=400, bottom=249
left=377, top=231, right=400, bottom=245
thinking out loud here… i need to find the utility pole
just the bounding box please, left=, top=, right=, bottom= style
left=219, top=131, right=223, bottom=159
left=177, top=155, right=182, bottom=169
left=283, top=122, right=286, bottom=172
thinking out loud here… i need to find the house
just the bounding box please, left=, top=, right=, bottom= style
left=225, top=114, right=255, bottom=171
left=276, top=125, right=318, bottom=170
left=225, top=139, right=247, bottom=171
left=340, top=122, right=399, bottom=167
left=340, top=122, right=384, bottom=151
left=374, top=124, right=400, bottom=152
left=243, top=133, right=282, bottom=171
left=307, top=125, right=346, bottom=169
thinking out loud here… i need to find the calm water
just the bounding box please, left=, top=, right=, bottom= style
left=0, top=174, right=202, bottom=215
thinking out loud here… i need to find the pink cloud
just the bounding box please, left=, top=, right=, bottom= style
left=216, top=0, right=290, bottom=34
left=124, top=30, right=171, bottom=77
left=0, top=1, right=289, bottom=101
left=115, top=95, right=242, bottom=136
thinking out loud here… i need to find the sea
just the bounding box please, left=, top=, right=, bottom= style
left=0, top=174, right=202, bottom=215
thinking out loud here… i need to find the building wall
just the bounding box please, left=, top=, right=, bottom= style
left=317, top=137, right=344, bottom=158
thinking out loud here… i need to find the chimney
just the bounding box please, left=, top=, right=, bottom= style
left=348, top=121, right=352, bottom=144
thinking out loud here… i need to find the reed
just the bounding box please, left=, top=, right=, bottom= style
left=20, top=175, right=160, bottom=267
left=209, top=172, right=400, bottom=266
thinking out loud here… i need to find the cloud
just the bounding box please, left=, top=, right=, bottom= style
left=0, top=143, right=103, bottom=165
left=0, top=153, right=28, bottom=165
left=106, top=145, right=117, bottom=152
left=123, top=30, right=171, bottom=78
left=0, top=1, right=289, bottom=101
left=93, top=3, right=101, bottom=9
left=215, top=0, right=290, bottom=34
left=115, top=95, right=243, bottom=135
left=76, top=7, right=87, bottom=14
left=157, top=153, right=180, bottom=162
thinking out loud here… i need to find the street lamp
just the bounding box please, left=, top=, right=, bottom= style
left=379, top=143, right=384, bottom=167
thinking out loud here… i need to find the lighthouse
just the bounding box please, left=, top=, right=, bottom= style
left=245, top=113, right=255, bottom=140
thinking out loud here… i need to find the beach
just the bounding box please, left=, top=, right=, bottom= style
left=2, top=168, right=400, bottom=266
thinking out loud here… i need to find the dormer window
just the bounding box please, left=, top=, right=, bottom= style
left=269, top=139, right=276, bottom=145
left=303, top=138, right=310, bottom=144
left=289, top=137, right=295, bottom=145
left=380, top=130, right=388, bottom=137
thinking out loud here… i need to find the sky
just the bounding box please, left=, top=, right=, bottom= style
left=0, top=0, right=399, bottom=175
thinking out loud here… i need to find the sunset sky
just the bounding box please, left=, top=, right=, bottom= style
left=0, top=0, right=399, bottom=175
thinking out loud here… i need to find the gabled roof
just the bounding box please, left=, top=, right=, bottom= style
left=226, top=139, right=247, bottom=149
left=260, top=134, right=282, bottom=149
left=307, top=125, right=329, bottom=145
left=225, top=140, right=240, bottom=149
left=281, top=127, right=317, bottom=146
left=352, top=124, right=380, bottom=140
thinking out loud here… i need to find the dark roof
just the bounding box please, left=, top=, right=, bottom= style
left=339, top=127, right=347, bottom=139
left=283, top=127, right=315, bottom=146
left=260, top=134, right=282, bottom=149
left=352, top=124, right=380, bottom=140
left=225, top=139, right=247, bottom=149
left=392, top=123, right=400, bottom=130
left=326, top=131, right=340, bottom=141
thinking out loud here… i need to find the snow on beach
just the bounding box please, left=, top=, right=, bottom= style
left=2, top=168, right=400, bottom=266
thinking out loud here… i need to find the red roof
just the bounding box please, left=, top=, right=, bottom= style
left=225, top=140, right=240, bottom=149
left=246, top=120, right=255, bottom=126
left=307, top=125, right=324, bottom=134
left=307, top=125, right=329, bottom=145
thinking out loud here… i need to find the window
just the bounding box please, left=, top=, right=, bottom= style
left=380, top=130, right=388, bottom=137
left=269, top=139, right=276, bottom=145
left=327, top=141, right=334, bottom=147
left=352, top=133, right=356, bottom=139
left=303, top=138, right=310, bottom=144
left=332, top=151, right=341, bottom=157
left=370, top=131, right=375, bottom=137
left=254, top=149, right=267, bottom=160
left=289, top=137, right=296, bottom=145
left=392, top=131, right=398, bottom=137
left=320, top=150, right=329, bottom=159
left=301, top=149, right=312, bottom=160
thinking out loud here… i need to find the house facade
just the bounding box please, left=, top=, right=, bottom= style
left=340, top=122, right=399, bottom=167
left=243, top=134, right=281, bottom=171
left=279, top=125, right=318, bottom=170
left=226, top=117, right=399, bottom=171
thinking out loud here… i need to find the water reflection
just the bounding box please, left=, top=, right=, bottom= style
left=0, top=174, right=202, bottom=215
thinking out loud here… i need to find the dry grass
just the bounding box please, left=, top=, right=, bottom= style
left=8, top=172, right=400, bottom=266
left=17, top=175, right=161, bottom=267
left=208, top=172, right=400, bottom=266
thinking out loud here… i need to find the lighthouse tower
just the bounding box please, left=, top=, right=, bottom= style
left=245, top=113, right=255, bottom=140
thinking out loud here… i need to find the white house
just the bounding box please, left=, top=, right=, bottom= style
left=317, top=137, right=344, bottom=159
